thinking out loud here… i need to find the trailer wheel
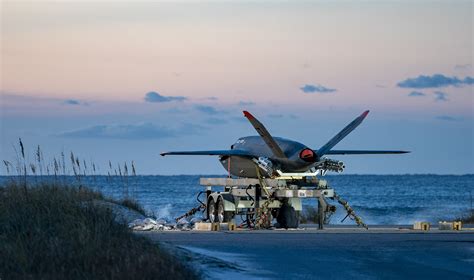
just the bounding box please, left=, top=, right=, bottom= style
left=277, top=203, right=299, bottom=229
left=207, top=199, right=217, bottom=223
left=217, top=197, right=234, bottom=223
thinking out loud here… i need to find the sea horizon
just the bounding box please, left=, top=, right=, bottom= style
left=1, top=173, right=473, bottom=177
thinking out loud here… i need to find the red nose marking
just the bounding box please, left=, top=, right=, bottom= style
left=300, top=149, right=313, bottom=158
left=299, top=149, right=315, bottom=162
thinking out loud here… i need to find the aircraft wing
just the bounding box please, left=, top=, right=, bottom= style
left=323, top=150, right=410, bottom=155
left=160, top=149, right=255, bottom=157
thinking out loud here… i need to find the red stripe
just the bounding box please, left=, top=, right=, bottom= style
left=243, top=111, right=254, bottom=119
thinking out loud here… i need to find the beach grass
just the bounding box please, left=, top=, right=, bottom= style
left=116, top=197, right=146, bottom=216
left=0, top=181, right=198, bottom=279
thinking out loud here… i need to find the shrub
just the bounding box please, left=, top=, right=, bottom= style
left=0, top=182, right=198, bottom=280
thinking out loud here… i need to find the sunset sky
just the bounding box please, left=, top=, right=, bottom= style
left=1, top=1, right=473, bottom=175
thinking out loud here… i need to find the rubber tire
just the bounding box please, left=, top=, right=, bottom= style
left=207, top=199, right=217, bottom=223
left=216, top=197, right=234, bottom=223
left=277, top=203, right=299, bottom=229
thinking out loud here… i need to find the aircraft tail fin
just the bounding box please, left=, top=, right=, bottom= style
left=317, top=110, right=370, bottom=156
left=243, top=111, right=287, bottom=159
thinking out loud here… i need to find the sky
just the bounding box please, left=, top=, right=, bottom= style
left=1, top=0, right=473, bottom=175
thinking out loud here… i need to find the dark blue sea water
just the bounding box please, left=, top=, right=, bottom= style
left=1, top=175, right=473, bottom=225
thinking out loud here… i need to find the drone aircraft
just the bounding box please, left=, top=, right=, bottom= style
left=161, top=110, right=409, bottom=178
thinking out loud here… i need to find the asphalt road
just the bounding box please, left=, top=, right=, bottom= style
left=139, top=227, right=474, bottom=279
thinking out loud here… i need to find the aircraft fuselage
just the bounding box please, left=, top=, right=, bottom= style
left=219, top=136, right=317, bottom=178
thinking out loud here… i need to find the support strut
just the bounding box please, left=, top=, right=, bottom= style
left=317, top=196, right=328, bottom=230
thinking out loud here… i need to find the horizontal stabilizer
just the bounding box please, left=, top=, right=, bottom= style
left=324, top=150, right=410, bottom=155
left=160, top=149, right=254, bottom=157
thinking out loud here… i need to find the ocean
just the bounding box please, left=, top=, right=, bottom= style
left=1, top=174, right=473, bottom=225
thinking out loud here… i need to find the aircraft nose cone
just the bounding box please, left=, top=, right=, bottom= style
left=299, top=148, right=316, bottom=162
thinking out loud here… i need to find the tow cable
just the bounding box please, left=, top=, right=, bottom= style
left=174, top=191, right=206, bottom=222
left=333, top=192, right=368, bottom=230
left=254, top=166, right=275, bottom=229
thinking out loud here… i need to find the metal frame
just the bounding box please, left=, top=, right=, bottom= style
left=200, top=176, right=334, bottom=229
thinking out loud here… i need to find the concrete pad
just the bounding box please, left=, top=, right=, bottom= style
left=139, top=225, right=474, bottom=279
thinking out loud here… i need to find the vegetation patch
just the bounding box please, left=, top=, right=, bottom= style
left=0, top=182, right=198, bottom=279
left=115, top=197, right=147, bottom=216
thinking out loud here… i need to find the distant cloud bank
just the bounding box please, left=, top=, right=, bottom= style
left=300, top=84, right=336, bottom=93
left=57, top=122, right=205, bottom=139
left=238, top=101, right=255, bottom=106
left=144, top=91, right=187, bottom=103
left=63, top=99, right=88, bottom=106
left=267, top=114, right=298, bottom=119
left=408, top=91, right=426, bottom=97
left=205, top=117, right=228, bottom=125
left=436, top=115, right=459, bottom=121
left=434, top=91, right=448, bottom=102
left=454, top=64, right=472, bottom=70
left=194, top=105, right=220, bottom=115
left=397, top=74, right=474, bottom=89
left=58, top=123, right=176, bottom=139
